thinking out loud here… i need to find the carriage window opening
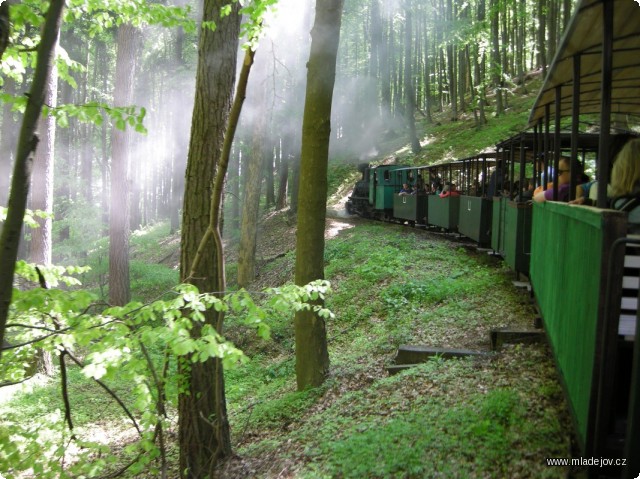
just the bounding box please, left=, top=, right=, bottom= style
left=384, top=170, right=391, bottom=182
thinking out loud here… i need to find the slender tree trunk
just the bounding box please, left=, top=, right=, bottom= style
left=490, top=0, right=503, bottom=116
left=379, top=11, right=391, bottom=114
left=264, top=146, right=275, bottom=208
left=0, top=1, right=10, bottom=62
left=476, top=0, right=487, bottom=125
left=30, top=44, right=58, bottom=268
left=422, top=8, right=433, bottom=123
left=170, top=26, right=186, bottom=234
left=458, top=42, right=466, bottom=113
left=170, top=124, right=188, bottom=234
left=237, top=71, right=267, bottom=287
left=289, top=151, right=300, bottom=215
left=129, top=139, right=142, bottom=231
left=548, top=0, right=557, bottom=62
left=109, top=23, right=141, bottom=306
left=178, top=1, right=241, bottom=475
left=28, top=14, right=59, bottom=379
left=96, top=40, right=110, bottom=236
left=228, top=145, right=240, bottom=231
left=516, top=0, right=525, bottom=85
left=538, top=0, right=547, bottom=76
left=403, top=0, right=420, bottom=153
left=80, top=39, right=93, bottom=204
left=276, top=141, right=289, bottom=210
left=237, top=141, right=264, bottom=287
left=294, top=0, right=344, bottom=391
left=0, top=0, right=65, bottom=353
left=0, top=78, right=17, bottom=209
left=435, top=4, right=445, bottom=112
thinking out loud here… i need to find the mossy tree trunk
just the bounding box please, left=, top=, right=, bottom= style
left=294, top=0, right=344, bottom=391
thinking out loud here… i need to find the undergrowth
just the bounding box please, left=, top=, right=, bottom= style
left=221, top=222, right=572, bottom=478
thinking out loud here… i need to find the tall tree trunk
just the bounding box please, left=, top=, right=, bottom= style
left=276, top=137, right=289, bottom=210
left=237, top=70, right=267, bottom=287
left=475, top=0, right=487, bottom=126
left=30, top=43, right=58, bottom=268
left=264, top=146, right=275, bottom=208
left=109, top=23, right=141, bottom=306
left=170, top=26, right=187, bottom=234
left=458, top=40, right=466, bottom=113
left=129, top=139, right=142, bottom=231
left=500, top=1, right=509, bottom=110
left=237, top=140, right=264, bottom=287
left=548, top=0, right=557, bottom=62
left=28, top=13, right=59, bottom=378
left=294, top=0, right=344, bottom=391
left=0, top=1, right=10, bottom=62
left=515, top=0, right=525, bottom=85
left=537, top=0, right=547, bottom=76
left=0, top=0, right=65, bottom=353
left=228, top=145, right=240, bottom=231
left=79, top=38, right=93, bottom=204
left=403, top=0, right=421, bottom=153
left=422, top=8, right=433, bottom=123
left=96, top=40, right=110, bottom=235
left=289, top=150, right=300, bottom=214
left=379, top=10, right=391, bottom=114
left=178, top=1, right=241, bottom=475
left=435, top=4, right=445, bottom=112
left=0, top=78, right=17, bottom=209
left=490, top=0, right=503, bottom=116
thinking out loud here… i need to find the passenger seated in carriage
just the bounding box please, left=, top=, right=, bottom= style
left=609, top=138, right=640, bottom=230
left=533, top=157, right=583, bottom=203
left=439, top=183, right=460, bottom=198
left=569, top=136, right=636, bottom=207
left=515, top=178, right=534, bottom=202
left=398, top=183, right=411, bottom=195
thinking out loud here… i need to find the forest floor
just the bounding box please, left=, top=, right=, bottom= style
left=2, top=195, right=580, bottom=479
left=211, top=206, right=579, bottom=478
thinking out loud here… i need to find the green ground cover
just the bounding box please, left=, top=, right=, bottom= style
left=220, top=221, right=574, bottom=478
left=2, top=219, right=575, bottom=478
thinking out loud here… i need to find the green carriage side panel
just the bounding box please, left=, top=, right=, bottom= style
left=458, top=196, right=493, bottom=247
left=530, top=202, right=626, bottom=453
left=428, top=195, right=460, bottom=231
left=503, top=201, right=532, bottom=275
left=372, top=166, right=405, bottom=211
left=491, top=197, right=506, bottom=253
left=393, top=194, right=428, bottom=222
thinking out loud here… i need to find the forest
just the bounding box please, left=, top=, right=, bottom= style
left=1, top=0, right=578, bottom=477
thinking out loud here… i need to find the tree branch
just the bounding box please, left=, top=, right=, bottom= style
left=64, top=349, right=142, bottom=436
left=59, top=351, right=76, bottom=438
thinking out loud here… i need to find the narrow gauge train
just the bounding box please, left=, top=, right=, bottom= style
left=347, top=0, right=640, bottom=477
